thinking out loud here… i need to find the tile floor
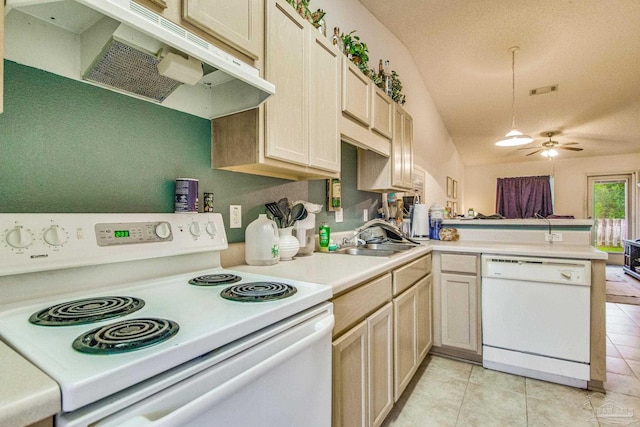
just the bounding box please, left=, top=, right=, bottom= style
left=382, top=302, right=640, bottom=426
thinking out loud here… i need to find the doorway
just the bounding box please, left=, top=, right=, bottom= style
left=587, top=174, right=635, bottom=262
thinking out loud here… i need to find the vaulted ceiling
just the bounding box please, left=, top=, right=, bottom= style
left=359, top=0, right=640, bottom=165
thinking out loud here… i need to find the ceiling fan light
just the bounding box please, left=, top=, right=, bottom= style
left=495, top=128, right=535, bottom=146
left=541, top=148, right=558, bottom=158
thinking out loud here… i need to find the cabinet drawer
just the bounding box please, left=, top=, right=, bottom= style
left=392, top=254, right=432, bottom=296
left=333, top=273, right=392, bottom=337
left=440, top=253, right=477, bottom=274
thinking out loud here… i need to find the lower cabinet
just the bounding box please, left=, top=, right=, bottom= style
left=332, top=254, right=432, bottom=427
left=432, top=252, right=482, bottom=360
left=333, top=303, right=393, bottom=427
left=393, top=273, right=433, bottom=400
left=393, top=285, right=417, bottom=400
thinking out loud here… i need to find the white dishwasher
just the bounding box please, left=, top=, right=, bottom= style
left=481, top=255, right=591, bottom=388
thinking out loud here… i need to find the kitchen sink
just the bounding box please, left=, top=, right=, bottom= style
left=332, top=242, right=417, bottom=257
left=364, top=243, right=416, bottom=251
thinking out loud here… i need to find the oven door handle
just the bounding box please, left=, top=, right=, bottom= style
left=109, top=314, right=334, bottom=427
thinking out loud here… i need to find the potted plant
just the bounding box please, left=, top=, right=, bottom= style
left=341, top=30, right=369, bottom=73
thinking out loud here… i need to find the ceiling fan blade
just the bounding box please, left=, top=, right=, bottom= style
left=517, top=146, right=542, bottom=150
left=559, top=146, right=583, bottom=151
left=526, top=149, right=543, bottom=156
left=561, top=142, right=579, bottom=146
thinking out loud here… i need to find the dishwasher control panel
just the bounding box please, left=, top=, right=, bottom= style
left=482, top=255, right=591, bottom=286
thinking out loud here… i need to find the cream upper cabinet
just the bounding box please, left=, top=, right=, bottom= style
left=391, top=104, right=413, bottom=189
left=211, top=0, right=340, bottom=180
left=342, top=60, right=371, bottom=127
left=340, top=59, right=391, bottom=157
left=183, top=0, right=262, bottom=59
left=307, top=29, right=341, bottom=171
left=357, top=104, right=414, bottom=193
left=1, top=0, right=4, bottom=114
left=264, top=1, right=308, bottom=166
left=371, top=89, right=393, bottom=139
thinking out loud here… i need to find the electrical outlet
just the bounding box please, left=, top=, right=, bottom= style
left=335, top=208, right=344, bottom=223
left=545, top=232, right=563, bottom=242
left=363, top=209, right=368, bottom=222
left=230, top=205, right=241, bottom=228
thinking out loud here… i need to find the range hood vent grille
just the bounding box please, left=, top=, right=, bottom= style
left=84, top=39, right=181, bottom=102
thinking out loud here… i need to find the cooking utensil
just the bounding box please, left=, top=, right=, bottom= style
left=265, top=202, right=285, bottom=227
left=277, top=198, right=291, bottom=227
left=289, top=203, right=307, bottom=226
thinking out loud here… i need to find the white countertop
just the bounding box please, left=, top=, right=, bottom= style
left=232, top=240, right=607, bottom=295
left=233, top=246, right=432, bottom=296
left=429, top=240, right=607, bottom=260
left=0, top=341, right=60, bottom=427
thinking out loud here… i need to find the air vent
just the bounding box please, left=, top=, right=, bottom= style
left=530, top=85, right=558, bottom=96
left=84, top=39, right=181, bottom=102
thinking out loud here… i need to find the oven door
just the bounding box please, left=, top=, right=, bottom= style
left=59, top=303, right=334, bottom=427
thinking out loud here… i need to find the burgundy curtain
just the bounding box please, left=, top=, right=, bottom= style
left=496, top=176, right=553, bottom=218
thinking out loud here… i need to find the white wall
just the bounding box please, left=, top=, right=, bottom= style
left=465, top=153, right=640, bottom=221
left=313, top=0, right=464, bottom=206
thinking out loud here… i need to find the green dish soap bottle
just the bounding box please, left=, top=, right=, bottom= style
left=319, top=222, right=330, bottom=252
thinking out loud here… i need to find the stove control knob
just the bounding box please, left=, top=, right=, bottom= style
left=6, top=226, right=33, bottom=249
left=189, top=222, right=202, bottom=237
left=155, top=222, right=171, bottom=239
left=205, top=221, right=217, bottom=237
left=43, top=225, right=67, bottom=246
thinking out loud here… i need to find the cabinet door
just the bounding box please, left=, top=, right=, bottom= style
left=308, top=33, right=340, bottom=172
left=371, top=87, right=393, bottom=139
left=342, top=59, right=372, bottom=127
left=265, top=0, right=308, bottom=166
left=333, top=321, right=368, bottom=427
left=441, top=273, right=478, bottom=352
left=402, top=112, right=413, bottom=188
left=416, top=274, right=433, bottom=363
left=393, top=286, right=417, bottom=401
left=368, top=303, right=393, bottom=427
left=391, top=106, right=404, bottom=188
left=183, top=0, right=262, bottom=59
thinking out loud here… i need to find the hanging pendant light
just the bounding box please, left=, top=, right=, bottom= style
left=495, top=46, right=534, bottom=147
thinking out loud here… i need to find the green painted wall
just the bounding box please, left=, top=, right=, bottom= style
left=0, top=60, right=380, bottom=242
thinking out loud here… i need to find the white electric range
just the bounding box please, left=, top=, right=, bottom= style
left=0, top=213, right=333, bottom=427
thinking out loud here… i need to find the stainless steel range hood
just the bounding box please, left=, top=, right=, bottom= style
left=4, top=0, right=275, bottom=119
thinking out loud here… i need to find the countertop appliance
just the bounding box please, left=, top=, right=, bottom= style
left=0, top=213, right=333, bottom=426
left=481, top=255, right=591, bottom=388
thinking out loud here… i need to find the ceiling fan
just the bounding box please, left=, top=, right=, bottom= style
left=518, top=131, right=584, bottom=157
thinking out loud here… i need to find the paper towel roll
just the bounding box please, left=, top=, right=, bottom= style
left=412, top=204, right=429, bottom=238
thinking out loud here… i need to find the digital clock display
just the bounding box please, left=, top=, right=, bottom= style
left=114, top=230, right=130, bottom=238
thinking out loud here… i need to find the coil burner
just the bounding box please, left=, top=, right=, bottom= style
left=220, top=282, right=297, bottom=302
left=29, top=296, right=145, bottom=326
left=189, top=274, right=242, bottom=286
left=72, top=318, right=179, bottom=355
